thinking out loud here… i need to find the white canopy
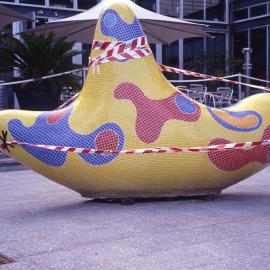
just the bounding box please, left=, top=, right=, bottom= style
left=0, top=4, right=30, bottom=30
left=31, top=0, right=211, bottom=44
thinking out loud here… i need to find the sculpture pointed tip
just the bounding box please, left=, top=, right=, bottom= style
left=91, top=0, right=145, bottom=48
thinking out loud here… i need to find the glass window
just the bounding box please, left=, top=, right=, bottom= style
left=136, top=0, right=156, bottom=12
left=206, top=0, right=225, bottom=22
left=50, top=0, right=73, bottom=8
left=150, top=44, right=156, bottom=58
left=82, top=44, right=91, bottom=67
left=162, top=41, right=179, bottom=79
left=251, top=27, right=267, bottom=79
left=233, top=31, right=248, bottom=73
left=205, top=33, right=225, bottom=75
left=19, top=0, right=45, bottom=5
left=250, top=4, right=267, bottom=17
left=35, top=17, right=48, bottom=27
left=0, top=24, right=13, bottom=46
left=233, top=9, right=248, bottom=21
left=184, top=37, right=204, bottom=73
left=184, top=0, right=204, bottom=21
left=160, top=0, right=179, bottom=18
left=78, top=0, right=97, bottom=10
left=25, top=19, right=33, bottom=30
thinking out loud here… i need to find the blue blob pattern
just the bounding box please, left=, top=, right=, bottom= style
left=176, top=96, right=196, bottom=114
left=207, top=107, right=262, bottom=132
left=100, top=9, right=144, bottom=41
left=8, top=107, right=125, bottom=167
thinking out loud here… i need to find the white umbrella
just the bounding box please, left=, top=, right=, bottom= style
left=31, top=0, right=211, bottom=44
left=0, top=4, right=31, bottom=30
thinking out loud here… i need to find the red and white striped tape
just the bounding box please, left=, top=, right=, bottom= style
left=89, top=36, right=150, bottom=69
left=92, top=36, right=146, bottom=51
left=57, top=37, right=270, bottom=108
left=57, top=92, right=80, bottom=110
left=2, top=139, right=270, bottom=155
left=160, top=64, right=270, bottom=92
left=92, top=40, right=122, bottom=51
left=89, top=47, right=152, bottom=68
left=89, top=37, right=270, bottom=93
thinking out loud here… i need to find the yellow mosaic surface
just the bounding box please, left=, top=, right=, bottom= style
left=1, top=1, right=270, bottom=198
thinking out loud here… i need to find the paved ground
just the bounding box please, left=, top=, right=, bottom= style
left=0, top=168, right=270, bottom=270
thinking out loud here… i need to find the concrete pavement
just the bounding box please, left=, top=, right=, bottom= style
left=0, top=167, right=270, bottom=270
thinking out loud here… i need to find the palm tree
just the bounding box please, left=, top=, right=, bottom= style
left=0, top=32, right=82, bottom=110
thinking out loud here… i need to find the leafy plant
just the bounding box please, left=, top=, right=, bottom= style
left=0, top=32, right=82, bottom=110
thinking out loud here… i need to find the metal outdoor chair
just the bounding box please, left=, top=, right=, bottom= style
left=176, top=85, right=189, bottom=94
left=211, top=87, right=233, bottom=108
left=188, top=84, right=207, bottom=104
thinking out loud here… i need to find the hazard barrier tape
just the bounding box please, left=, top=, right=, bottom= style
left=89, top=36, right=151, bottom=70
left=58, top=87, right=237, bottom=109
left=0, top=38, right=269, bottom=92
left=0, top=68, right=83, bottom=87
left=159, top=64, right=270, bottom=92
left=92, top=36, right=147, bottom=53
left=169, top=73, right=243, bottom=83
left=57, top=92, right=80, bottom=109
left=57, top=89, right=237, bottom=110
left=1, top=139, right=270, bottom=155
left=90, top=37, right=270, bottom=93
left=1, top=37, right=269, bottom=108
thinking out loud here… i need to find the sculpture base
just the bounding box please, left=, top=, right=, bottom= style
left=80, top=190, right=222, bottom=203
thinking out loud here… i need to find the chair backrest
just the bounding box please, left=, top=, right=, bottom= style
left=189, top=84, right=205, bottom=99
left=176, top=85, right=189, bottom=92
left=216, top=87, right=233, bottom=99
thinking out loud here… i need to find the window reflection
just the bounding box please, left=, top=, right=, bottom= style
left=77, top=0, right=97, bottom=10
left=183, top=34, right=225, bottom=75
left=162, top=41, right=179, bottom=79
left=82, top=44, right=91, bottom=67
left=0, top=24, right=13, bottom=46
left=233, top=31, right=248, bottom=73
left=251, top=27, right=267, bottom=79
left=19, top=0, right=44, bottom=5
left=184, top=0, right=204, bottom=21
left=205, top=33, right=225, bottom=75
left=233, top=9, right=248, bottom=21
left=35, top=17, right=48, bottom=27
left=150, top=44, right=156, bottom=58
left=250, top=4, right=267, bottom=17
left=160, top=0, right=179, bottom=18
left=184, top=37, right=204, bottom=72
left=206, top=0, right=225, bottom=22
left=50, top=0, right=73, bottom=8
left=136, top=0, right=156, bottom=12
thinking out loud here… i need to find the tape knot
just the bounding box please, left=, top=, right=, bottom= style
left=0, top=130, right=14, bottom=153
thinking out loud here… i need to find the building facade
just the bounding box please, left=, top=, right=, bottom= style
left=232, top=0, right=270, bottom=81
left=0, top=0, right=269, bottom=81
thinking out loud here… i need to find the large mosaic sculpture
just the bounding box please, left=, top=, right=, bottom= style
left=1, top=1, right=270, bottom=199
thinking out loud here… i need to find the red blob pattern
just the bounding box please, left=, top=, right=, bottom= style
left=114, top=82, right=201, bottom=143
left=95, top=130, right=119, bottom=151
left=208, top=126, right=270, bottom=171
left=47, top=110, right=66, bottom=125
